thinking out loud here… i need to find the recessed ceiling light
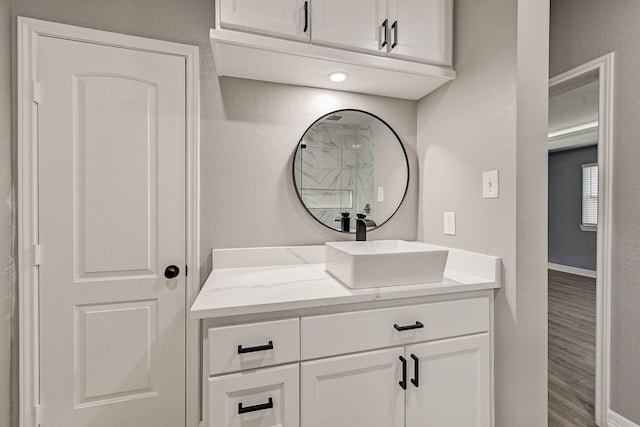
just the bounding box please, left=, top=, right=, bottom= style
left=328, top=71, right=349, bottom=83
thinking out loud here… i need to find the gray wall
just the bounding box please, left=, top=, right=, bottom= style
left=1, top=0, right=12, bottom=424
left=551, top=0, right=640, bottom=422
left=417, top=0, right=549, bottom=425
left=3, top=0, right=418, bottom=425
left=548, top=146, right=597, bottom=271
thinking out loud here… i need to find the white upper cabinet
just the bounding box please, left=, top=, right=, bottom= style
left=387, top=0, right=453, bottom=65
left=311, top=0, right=387, bottom=54
left=311, top=0, right=452, bottom=65
left=219, top=0, right=310, bottom=41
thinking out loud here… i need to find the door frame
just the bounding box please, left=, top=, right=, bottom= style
left=17, top=17, right=201, bottom=427
left=549, top=52, right=614, bottom=427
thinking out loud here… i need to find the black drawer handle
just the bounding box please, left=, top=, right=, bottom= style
left=411, top=354, right=419, bottom=387
left=237, top=340, right=274, bottom=354
left=394, top=321, right=424, bottom=331
left=303, top=1, right=308, bottom=33
left=391, top=20, right=398, bottom=49
left=399, top=356, right=407, bottom=390
left=381, top=19, right=388, bottom=48
left=238, top=397, right=273, bottom=414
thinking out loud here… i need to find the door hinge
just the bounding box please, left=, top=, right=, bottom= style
left=33, top=244, right=41, bottom=266
left=32, top=81, right=41, bottom=104
left=34, top=404, right=42, bottom=426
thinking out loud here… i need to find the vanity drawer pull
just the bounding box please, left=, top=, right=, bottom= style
left=399, top=356, right=407, bottom=390
left=394, top=321, right=424, bottom=331
left=237, top=340, right=274, bottom=354
left=411, top=353, right=419, bottom=387
left=238, top=397, right=273, bottom=414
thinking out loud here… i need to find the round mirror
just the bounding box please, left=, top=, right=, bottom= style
left=293, top=109, right=409, bottom=233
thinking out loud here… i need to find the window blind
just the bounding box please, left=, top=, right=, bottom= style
left=582, top=163, right=598, bottom=226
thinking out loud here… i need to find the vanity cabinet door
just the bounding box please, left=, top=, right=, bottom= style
left=311, top=0, right=387, bottom=53
left=405, top=333, right=491, bottom=427
left=219, top=0, right=310, bottom=41
left=208, top=363, right=299, bottom=427
left=301, top=348, right=405, bottom=427
left=387, top=0, right=453, bottom=65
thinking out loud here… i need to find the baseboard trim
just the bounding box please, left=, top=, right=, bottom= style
left=609, top=411, right=640, bottom=427
left=548, top=262, right=597, bottom=278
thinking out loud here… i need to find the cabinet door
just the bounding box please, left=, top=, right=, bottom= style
left=406, top=333, right=491, bottom=427
left=301, top=348, right=405, bottom=427
left=387, top=0, right=453, bottom=65
left=312, top=0, right=387, bottom=53
left=220, top=0, right=310, bottom=41
left=208, top=363, right=299, bottom=427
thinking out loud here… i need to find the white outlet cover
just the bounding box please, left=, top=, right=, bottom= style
left=483, top=170, right=499, bottom=199
left=444, top=212, right=456, bottom=236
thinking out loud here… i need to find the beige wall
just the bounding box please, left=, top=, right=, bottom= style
left=417, top=0, right=548, bottom=425
left=551, top=0, right=640, bottom=423
left=3, top=0, right=418, bottom=424
left=1, top=0, right=12, bottom=425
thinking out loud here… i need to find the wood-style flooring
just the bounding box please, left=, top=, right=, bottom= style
left=548, top=269, right=597, bottom=427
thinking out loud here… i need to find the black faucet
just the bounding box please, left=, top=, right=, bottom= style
left=335, top=212, right=351, bottom=232
left=355, top=214, right=377, bottom=241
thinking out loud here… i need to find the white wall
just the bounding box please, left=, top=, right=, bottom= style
left=0, top=0, right=13, bottom=425
left=417, top=0, right=549, bottom=425
left=551, top=0, right=640, bottom=423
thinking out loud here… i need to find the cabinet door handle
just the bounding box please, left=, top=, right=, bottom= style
left=391, top=20, right=398, bottom=49
left=238, top=397, right=273, bottom=414
left=381, top=19, right=388, bottom=48
left=411, top=354, right=419, bottom=387
left=399, top=356, right=407, bottom=390
left=394, top=321, right=424, bottom=331
left=303, top=1, right=309, bottom=33
left=237, top=340, right=274, bottom=354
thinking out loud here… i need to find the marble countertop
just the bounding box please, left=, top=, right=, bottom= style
left=190, top=243, right=501, bottom=319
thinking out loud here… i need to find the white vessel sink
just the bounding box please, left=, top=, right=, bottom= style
left=325, top=240, right=449, bottom=289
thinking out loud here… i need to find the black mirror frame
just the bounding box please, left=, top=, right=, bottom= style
left=292, top=109, right=410, bottom=234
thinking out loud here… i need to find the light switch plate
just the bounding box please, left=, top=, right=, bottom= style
left=483, top=170, right=500, bottom=199
left=444, top=212, right=456, bottom=235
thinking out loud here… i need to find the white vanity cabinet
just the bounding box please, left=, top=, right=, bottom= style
left=300, top=296, right=491, bottom=427
left=218, top=0, right=310, bottom=41
left=311, top=0, right=453, bottom=65
left=202, top=293, right=493, bottom=427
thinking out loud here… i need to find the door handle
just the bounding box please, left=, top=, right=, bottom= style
left=399, top=356, right=407, bottom=390
left=381, top=19, right=388, bottom=48
left=238, top=397, right=273, bottom=414
left=411, top=354, right=419, bottom=387
left=164, top=265, right=180, bottom=279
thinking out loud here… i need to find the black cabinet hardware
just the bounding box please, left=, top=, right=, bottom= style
left=237, top=340, right=274, bottom=354
left=399, top=356, right=407, bottom=390
left=238, top=397, right=273, bottom=414
left=393, top=321, right=424, bottom=331
left=164, top=265, right=180, bottom=279
left=411, top=354, right=419, bottom=387
left=391, top=21, right=398, bottom=48
left=303, top=2, right=309, bottom=33
left=381, top=19, right=388, bottom=48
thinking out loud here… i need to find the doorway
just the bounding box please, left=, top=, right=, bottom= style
left=547, top=54, right=614, bottom=427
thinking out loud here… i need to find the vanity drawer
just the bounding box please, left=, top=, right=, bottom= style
left=207, top=363, right=299, bottom=427
left=208, top=318, right=300, bottom=375
left=301, top=297, right=489, bottom=360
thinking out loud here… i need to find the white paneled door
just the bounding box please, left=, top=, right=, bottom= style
left=37, top=35, right=187, bottom=426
